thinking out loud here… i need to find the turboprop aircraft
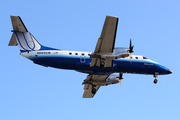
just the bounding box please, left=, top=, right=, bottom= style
left=8, top=16, right=172, bottom=98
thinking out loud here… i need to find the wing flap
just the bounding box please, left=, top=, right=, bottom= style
left=82, top=74, right=109, bottom=98
left=92, top=74, right=109, bottom=82
left=83, top=84, right=100, bottom=98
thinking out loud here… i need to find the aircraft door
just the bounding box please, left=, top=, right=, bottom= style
left=80, top=54, right=86, bottom=63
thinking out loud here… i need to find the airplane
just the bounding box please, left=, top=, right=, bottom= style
left=8, top=15, right=172, bottom=98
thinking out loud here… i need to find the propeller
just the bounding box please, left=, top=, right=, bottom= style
left=118, top=73, right=123, bottom=87
left=128, top=39, right=134, bottom=63
left=129, top=39, right=134, bottom=53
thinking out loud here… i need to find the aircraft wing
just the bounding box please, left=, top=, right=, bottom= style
left=83, top=16, right=119, bottom=98
left=90, top=16, right=119, bottom=67
left=83, top=74, right=109, bottom=98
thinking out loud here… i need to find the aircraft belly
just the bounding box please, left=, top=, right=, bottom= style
left=31, top=56, right=112, bottom=74
left=32, top=56, right=80, bottom=69
left=114, top=60, right=159, bottom=75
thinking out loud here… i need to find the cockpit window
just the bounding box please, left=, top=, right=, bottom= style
left=143, top=56, right=148, bottom=59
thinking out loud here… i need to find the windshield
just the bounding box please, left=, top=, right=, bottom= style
left=143, top=56, right=148, bottom=59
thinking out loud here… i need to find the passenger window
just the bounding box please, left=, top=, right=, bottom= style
left=82, top=53, right=84, bottom=56
left=75, top=53, right=78, bottom=55
left=136, top=57, right=138, bottom=59
left=69, top=52, right=72, bottom=55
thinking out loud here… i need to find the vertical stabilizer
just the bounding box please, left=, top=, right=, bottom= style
left=9, top=16, right=41, bottom=52
left=11, top=16, right=28, bottom=32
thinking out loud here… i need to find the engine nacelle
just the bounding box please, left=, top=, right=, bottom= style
left=83, top=74, right=120, bottom=86
left=90, top=47, right=129, bottom=60
left=104, top=74, right=119, bottom=86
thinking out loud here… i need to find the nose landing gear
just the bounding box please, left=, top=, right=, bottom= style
left=153, top=74, right=158, bottom=84
left=154, top=79, right=158, bottom=84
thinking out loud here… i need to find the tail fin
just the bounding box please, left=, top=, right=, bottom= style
left=8, top=16, right=41, bottom=52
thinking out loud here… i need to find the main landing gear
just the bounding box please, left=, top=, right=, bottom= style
left=100, top=58, right=105, bottom=68
left=153, top=74, right=158, bottom=84
left=92, top=85, right=96, bottom=94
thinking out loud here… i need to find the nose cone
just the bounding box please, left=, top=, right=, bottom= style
left=167, top=69, right=172, bottom=74
left=156, top=63, right=172, bottom=75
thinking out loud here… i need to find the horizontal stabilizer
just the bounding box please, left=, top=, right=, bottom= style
left=8, top=33, right=18, bottom=46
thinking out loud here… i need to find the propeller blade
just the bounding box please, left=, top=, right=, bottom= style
left=120, top=79, right=121, bottom=87
left=128, top=39, right=134, bottom=63
left=129, top=39, right=132, bottom=49
left=129, top=39, right=134, bottom=53
left=119, top=73, right=123, bottom=87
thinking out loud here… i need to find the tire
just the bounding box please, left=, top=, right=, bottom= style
left=100, top=61, right=105, bottom=68
left=153, top=79, right=158, bottom=84
left=92, top=87, right=96, bottom=94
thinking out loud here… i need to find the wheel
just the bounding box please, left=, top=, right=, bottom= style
left=92, top=87, right=96, bottom=94
left=100, top=61, right=105, bottom=68
left=153, top=79, right=158, bottom=84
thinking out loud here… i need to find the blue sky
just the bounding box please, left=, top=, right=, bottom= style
left=1, top=0, right=179, bottom=120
